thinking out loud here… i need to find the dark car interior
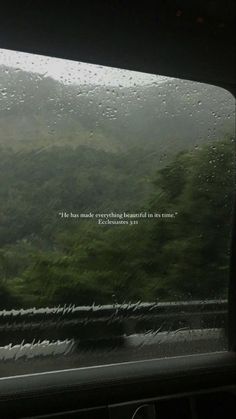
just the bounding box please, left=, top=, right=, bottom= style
left=0, top=1, right=235, bottom=418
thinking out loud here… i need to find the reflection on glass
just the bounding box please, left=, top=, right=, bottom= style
left=0, top=48, right=235, bottom=376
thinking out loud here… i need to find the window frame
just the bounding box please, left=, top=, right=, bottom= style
left=0, top=352, right=235, bottom=416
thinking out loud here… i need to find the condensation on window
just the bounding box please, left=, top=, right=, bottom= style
left=0, top=48, right=235, bottom=377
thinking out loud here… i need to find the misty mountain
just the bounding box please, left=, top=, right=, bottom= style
left=0, top=65, right=234, bottom=154
left=0, top=64, right=235, bottom=308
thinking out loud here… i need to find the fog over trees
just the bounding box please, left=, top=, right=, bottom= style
left=0, top=65, right=235, bottom=308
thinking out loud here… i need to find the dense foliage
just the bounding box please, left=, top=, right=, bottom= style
left=0, top=138, right=235, bottom=308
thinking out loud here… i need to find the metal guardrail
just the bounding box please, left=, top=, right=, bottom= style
left=0, top=300, right=227, bottom=346
left=0, top=299, right=227, bottom=322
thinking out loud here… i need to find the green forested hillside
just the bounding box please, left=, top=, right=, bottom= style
left=0, top=65, right=234, bottom=153
left=0, top=139, right=235, bottom=308
left=0, top=65, right=235, bottom=308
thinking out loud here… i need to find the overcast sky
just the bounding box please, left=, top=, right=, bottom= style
left=0, top=48, right=170, bottom=87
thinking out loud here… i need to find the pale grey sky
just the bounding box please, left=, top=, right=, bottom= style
left=0, top=48, right=170, bottom=87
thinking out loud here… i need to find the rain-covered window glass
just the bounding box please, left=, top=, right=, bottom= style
left=0, top=49, right=235, bottom=377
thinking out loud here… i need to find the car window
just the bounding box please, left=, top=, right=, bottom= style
left=0, top=48, right=235, bottom=377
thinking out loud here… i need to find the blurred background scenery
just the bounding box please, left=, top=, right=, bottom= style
left=0, top=50, right=235, bottom=309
